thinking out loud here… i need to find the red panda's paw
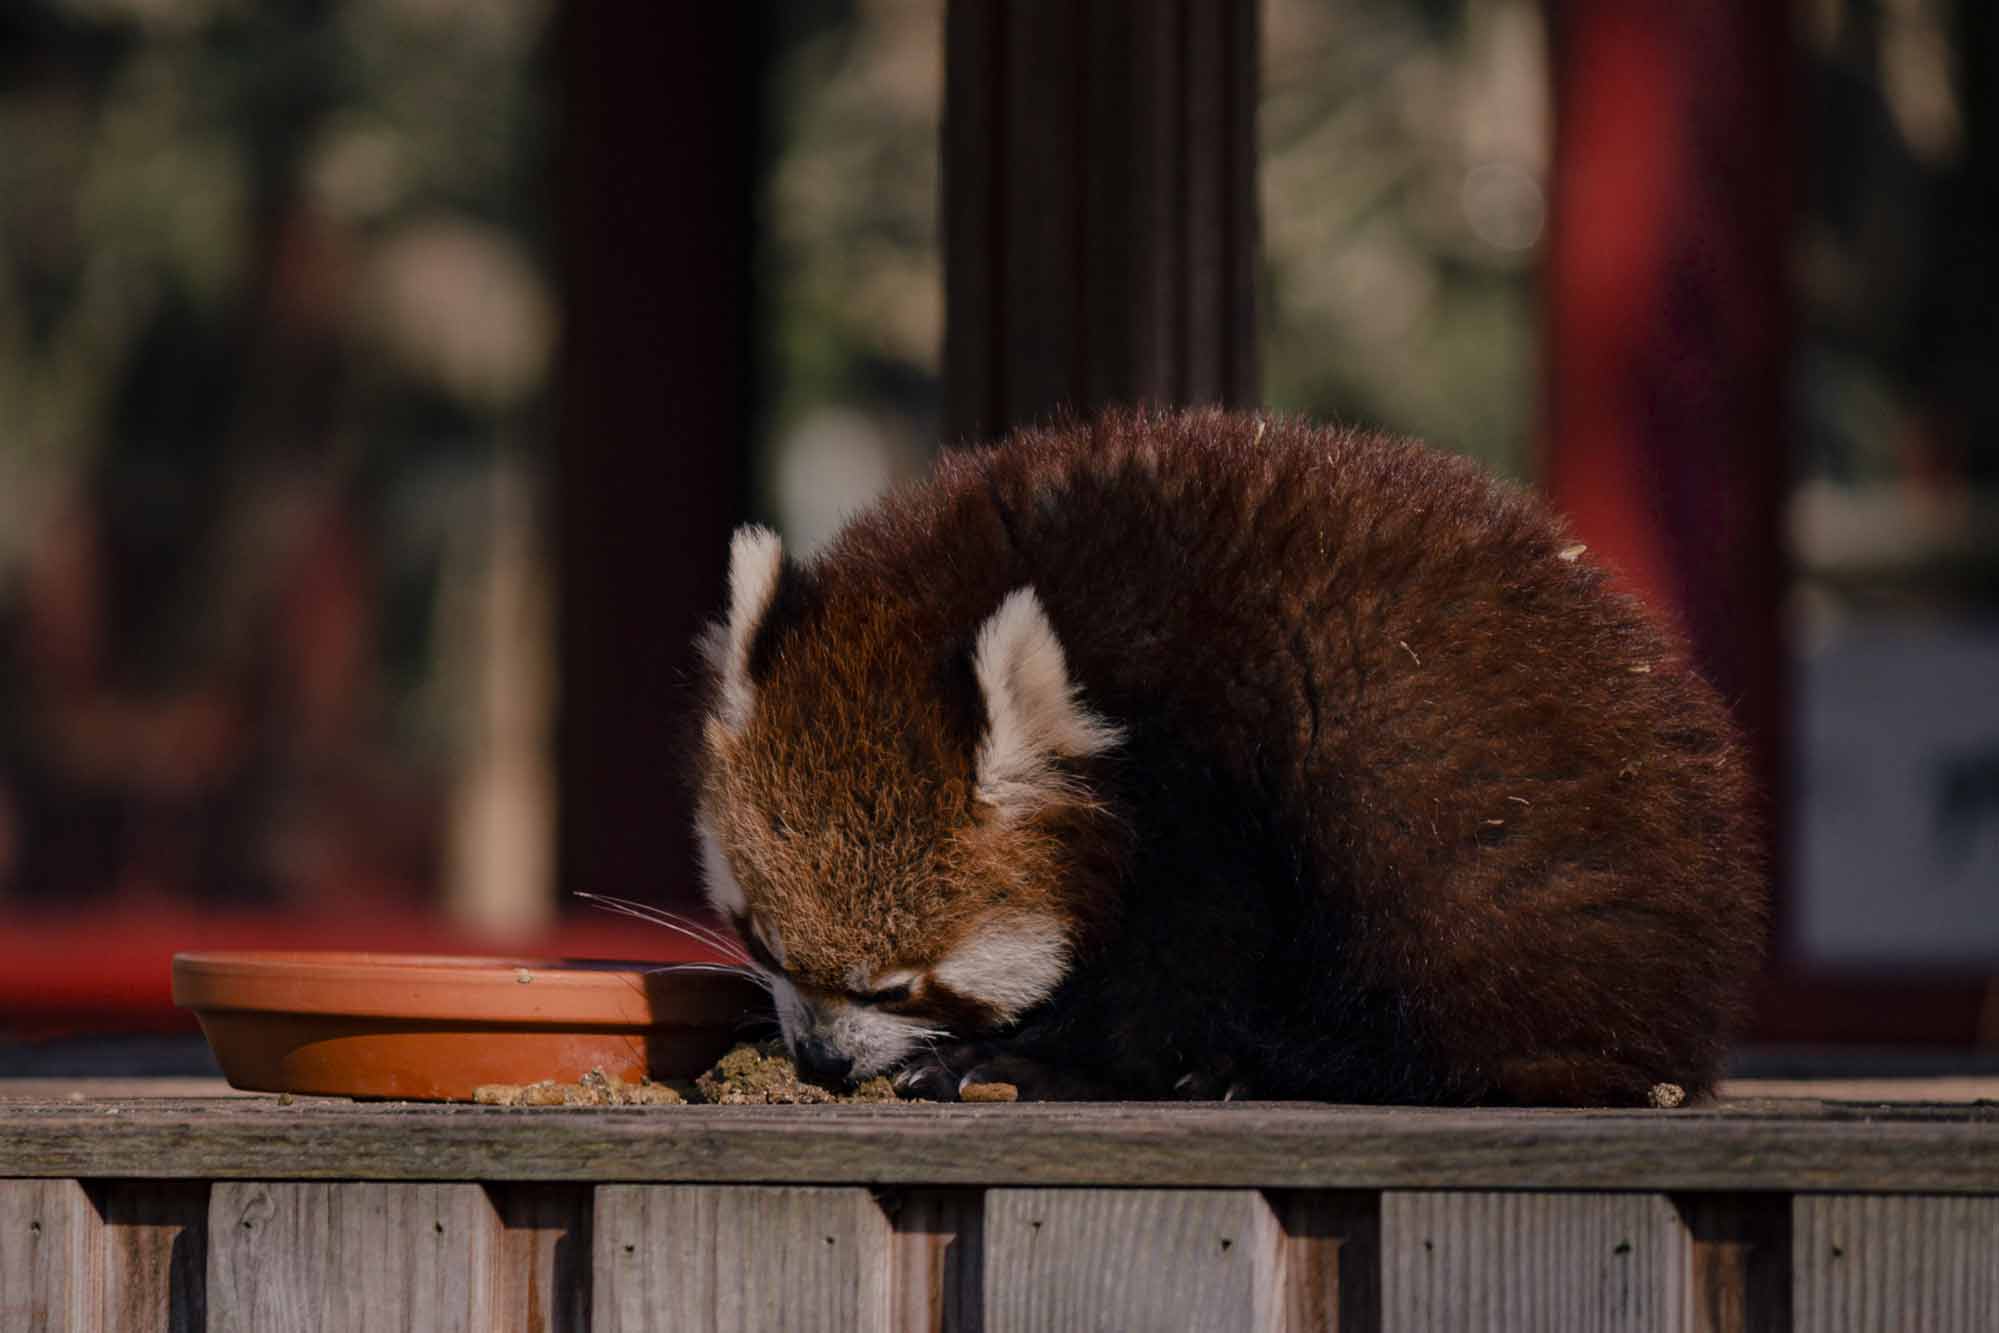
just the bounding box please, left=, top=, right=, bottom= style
left=890, top=1047, right=969, bottom=1101
left=889, top=1038, right=989, bottom=1101
left=890, top=1041, right=1115, bottom=1102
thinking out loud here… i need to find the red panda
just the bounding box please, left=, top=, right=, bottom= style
left=691, top=408, right=1766, bottom=1105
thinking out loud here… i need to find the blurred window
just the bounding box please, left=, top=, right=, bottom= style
left=0, top=0, right=557, bottom=922
left=1791, top=0, right=1999, bottom=966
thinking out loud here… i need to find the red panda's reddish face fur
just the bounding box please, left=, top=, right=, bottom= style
left=695, top=532, right=1128, bottom=1079
left=690, top=409, right=1767, bottom=1105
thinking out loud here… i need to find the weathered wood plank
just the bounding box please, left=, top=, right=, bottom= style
left=887, top=1188, right=983, bottom=1333
left=0, top=1178, right=99, bottom=1332
left=593, top=1185, right=892, bottom=1331
left=1381, top=1191, right=1691, bottom=1331
left=1674, top=1193, right=1790, bottom=1333
left=1719, top=1076, right=1999, bottom=1102
left=93, top=1182, right=208, bottom=1333
left=491, top=1184, right=590, bottom=1333
left=11, top=1075, right=1995, bottom=1103
left=1794, top=1194, right=1999, bottom=1331
left=11, top=1071, right=1983, bottom=1103
left=3, top=1100, right=1998, bottom=1192
left=1272, top=1190, right=1381, bottom=1332
left=983, top=1188, right=1281, bottom=1331
left=0, top=1079, right=248, bottom=1100
left=206, top=1182, right=497, bottom=1332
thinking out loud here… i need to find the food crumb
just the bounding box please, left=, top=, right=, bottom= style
left=470, top=1043, right=907, bottom=1107
left=959, top=1081, right=1019, bottom=1103
left=1648, top=1082, right=1687, bottom=1109
left=473, top=1069, right=690, bottom=1107
left=694, top=1040, right=899, bottom=1105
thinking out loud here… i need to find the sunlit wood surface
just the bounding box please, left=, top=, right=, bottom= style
left=3, top=1078, right=1995, bottom=1330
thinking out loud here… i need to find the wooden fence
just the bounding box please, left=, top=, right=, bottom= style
left=3, top=1093, right=1997, bottom=1330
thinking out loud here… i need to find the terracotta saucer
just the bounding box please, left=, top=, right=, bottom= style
left=171, top=951, right=768, bottom=1101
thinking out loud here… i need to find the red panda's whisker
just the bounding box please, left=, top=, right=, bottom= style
left=573, top=893, right=754, bottom=963
left=572, top=892, right=751, bottom=957
left=643, top=962, right=773, bottom=993
left=572, top=891, right=743, bottom=948
left=595, top=906, right=753, bottom=964
left=648, top=909, right=757, bottom=960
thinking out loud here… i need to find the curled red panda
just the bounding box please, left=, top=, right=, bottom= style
left=691, top=408, right=1765, bottom=1105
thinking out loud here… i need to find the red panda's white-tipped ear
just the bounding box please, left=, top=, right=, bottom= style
left=972, top=587, right=1122, bottom=817
left=701, top=524, right=784, bottom=734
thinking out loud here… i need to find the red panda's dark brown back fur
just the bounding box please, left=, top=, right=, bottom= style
left=695, top=407, right=1766, bottom=1105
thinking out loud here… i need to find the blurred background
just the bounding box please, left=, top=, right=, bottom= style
left=1, top=0, right=1994, bottom=1062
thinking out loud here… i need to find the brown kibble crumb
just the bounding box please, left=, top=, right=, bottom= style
left=959, top=1081, right=1019, bottom=1103
left=1648, top=1082, right=1687, bottom=1109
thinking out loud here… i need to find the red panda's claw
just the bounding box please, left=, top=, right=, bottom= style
left=1170, top=1065, right=1253, bottom=1101
left=891, top=1058, right=964, bottom=1102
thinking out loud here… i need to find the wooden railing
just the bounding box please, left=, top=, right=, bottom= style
left=3, top=1089, right=1997, bottom=1330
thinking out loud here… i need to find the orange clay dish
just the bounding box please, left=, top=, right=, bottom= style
left=171, top=951, right=767, bottom=1102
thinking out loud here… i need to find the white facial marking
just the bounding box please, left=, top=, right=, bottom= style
left=769, top=972, right=810, bottom=1049
left=845, top=964, right=920, bottom=994
left=749, top=915, right=786, bottom=967
left=771, top=986, right=947, bottom=1080
left=694, top=817, right=747, bottom=917
left=972, top=587, right=1122, bottom=817
left=708, top=524, right=784, bottom=733
left=933, top=913, right=1071, bottom=1023
left=869, top=967, right=921, bottom=994
left=820, top=998, right=946, bottom=1079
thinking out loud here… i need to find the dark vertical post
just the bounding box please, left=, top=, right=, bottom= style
left=1543, top=1, right=1795, bottom=947
left=555, top=9, right=761, bottom=908
left=944, top=0, right=1259, bottom=445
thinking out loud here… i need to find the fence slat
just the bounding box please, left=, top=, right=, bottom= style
left=982, top=1188, right=1282, bottom=1331
left=1675, top=1193, right=1790, bottom=1333
left=206, top=1182, right=497, bottom=1332
left=93, top=1182, right=208, bottom=1333
left=592, top=1185, right=892, bottom=1332
left=1382, top=1191, right=1690, bottom=1332
left=0, top=1179, right=100, bottom=1333
left=1794, top=1194, right=1999, bottom=1332
left=1273, top=1190, right=1382, bottom=1332
left=492, top=1184, right=590, bottom=1333
left=889, top=1188, right=983, bottom=1333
